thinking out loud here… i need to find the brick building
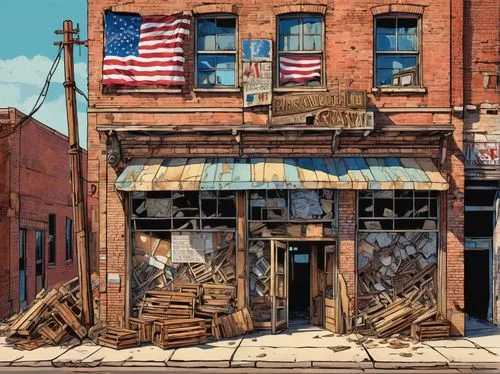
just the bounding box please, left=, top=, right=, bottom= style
left=0, top=108, right=91, bottom=318
left=461, top=1, right=499, bottom=325
left=87, top=0, right=471, bottom=334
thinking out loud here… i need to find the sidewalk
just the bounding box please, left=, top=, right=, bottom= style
left=1, top=325, right=499, bottom=371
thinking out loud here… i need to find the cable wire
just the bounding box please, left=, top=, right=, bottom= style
left=0, top=45, right=64, bottom=138
left=74, top=85, right=88, bottom=102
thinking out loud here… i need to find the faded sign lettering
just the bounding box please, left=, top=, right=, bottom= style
left=242, top=39, right=272, bottom=107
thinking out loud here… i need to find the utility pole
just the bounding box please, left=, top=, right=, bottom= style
left=55, top=20, right=93, bottom=328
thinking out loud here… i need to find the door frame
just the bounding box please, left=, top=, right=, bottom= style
left=271, top=239, right=289, bottom=333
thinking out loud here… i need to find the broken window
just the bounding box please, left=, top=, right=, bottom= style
left=248, top=189, right=336, bottom=239
left=356, top=190, right=439, bottom=336
left=129, top=191, right=237, bottom=316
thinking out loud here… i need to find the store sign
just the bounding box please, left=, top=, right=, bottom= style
left=272, top=90, right=373, bottom=129
left=242, top=39, right=272, bottom=107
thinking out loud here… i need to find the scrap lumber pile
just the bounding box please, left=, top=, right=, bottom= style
left=152, top=318, right=207, bottom=349
left=97, top=326, right=139, bottom=349
left=248, top=241, right=272, bottom=329
left=131, top=232, right=236, bottom=314
left=2, top=274, right=99, bottom=350
left=212, top=307, right=254, bottom=339
left=357, top=231, right=440, bottom=337
left=248, top=190, right=335, bottom=239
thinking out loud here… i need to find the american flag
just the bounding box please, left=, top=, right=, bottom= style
left=103, top=11, right=191, bottom=87
left=279, top=55, right=321, bottom=84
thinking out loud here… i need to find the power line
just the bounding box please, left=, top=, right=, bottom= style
left=0, top=45, right=64, bottom=138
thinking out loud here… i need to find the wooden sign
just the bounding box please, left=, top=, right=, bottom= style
left=271, top=90, right=373, bottom=129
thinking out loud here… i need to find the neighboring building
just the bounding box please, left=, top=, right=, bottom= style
left=0, top=108, right=91, bottom=318
left=462, top=1, right=499, bottom=325
left=87, top=0, right=468, bottom=334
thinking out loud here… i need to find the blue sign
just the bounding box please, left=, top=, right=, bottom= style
left=242, top=39, right=272, bottom=62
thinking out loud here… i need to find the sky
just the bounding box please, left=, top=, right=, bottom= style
left=0, top=0, right=88, bottom=148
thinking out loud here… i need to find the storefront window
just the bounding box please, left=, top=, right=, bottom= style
left=129, top=190, right=237, bottom=315
left=356, top=190, right=439, bottom=335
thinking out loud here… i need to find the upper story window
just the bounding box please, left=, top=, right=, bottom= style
left=277, top=15, right=324, bottom=87
left=196, top=16, right=237, bottom=88
left=375, top=16, right=420, bottom=87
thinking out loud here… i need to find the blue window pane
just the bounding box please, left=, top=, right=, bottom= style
left=215, top=55, right=235, bottom=69
left=376, top=55, right=417, bottom=86
left=398, top=34, right=417, bottom=51
left=398, top=18, right=417, bottom=34
left=303, top=17, right=322, bottom=34
left=217, top=35, right=235, bottom=50
left=279, top=35, right=300, bottom=51
left=376, top=18, right=396, bottom=34
left=197, top=55, right=216, bottom=71
left=279, top=18, right=300, bottom=35
left=198, top=71, right=216, bottom=86
left=376, top=34, right=396, bottom=51
left=216, top=70, right=235, bottom=86
left=197, top=19, right=216, bottom=36
left=216, top=18, right=235, bottom=35
left=294, top=254, right=309, bottom=263
left=197, top=35, right=216, bottom=50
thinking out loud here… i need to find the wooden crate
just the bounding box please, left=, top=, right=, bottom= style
left=129, top=316, right=158, bottom=343
left=197, top=283, right=236, bottom=314
left=411, top=319, right=451, bottom=341
left=152, top=319, right=206, bottom=349
left=140, top=291, right=195, bottom=320
left=212, top=308, right=254, bottom=339
left=98, top=327, right=139, bottom=349
left=306, top=224, right=323, bottom=237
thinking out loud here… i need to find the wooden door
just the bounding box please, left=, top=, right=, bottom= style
left=324, top=244, right=337, bottom=332
left=271, top=240, right=288, bottom=333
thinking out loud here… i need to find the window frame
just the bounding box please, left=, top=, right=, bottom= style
left=373, top=14, right=422, bottom=89
left=65, top=217, right=73, bottom=262
left=194, top=14, right=238, bottom=89
left=48, top=214, right=56, bottom=265
left=276, top=13, right=325, bottom=89
left=19, top=228, right=27, bottom=304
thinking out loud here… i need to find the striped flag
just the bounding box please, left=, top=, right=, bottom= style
left=103, top=10, right=191, bottom=87
left=279, top=55, right=321, bottom=85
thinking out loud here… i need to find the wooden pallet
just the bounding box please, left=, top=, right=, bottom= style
left=411, top=319, right=451, bottom=341
left=139, top=291, right=195, bottom=320
left=98, top=327, right=139, bottom=349
left=152, top=318, right=206, bottom=349
left=212, top=307, right=254, bottom=339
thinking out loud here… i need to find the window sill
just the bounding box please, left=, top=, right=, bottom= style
left=274, top=87, right=328, bottom=93
left=66, top=259, right=73, bottom=265
left=103, top=87, right=182, bottom=94
left=372, top=86, right=427, bottom=94
left=194, top=87, right=241, bottom=93
left=48, top=263, right=56, bottom=269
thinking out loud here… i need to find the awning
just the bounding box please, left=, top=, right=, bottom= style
left=115, top=157, right=449, bottom=191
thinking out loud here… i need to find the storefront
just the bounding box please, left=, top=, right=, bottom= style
left=115, top=155, right=448, bottom=334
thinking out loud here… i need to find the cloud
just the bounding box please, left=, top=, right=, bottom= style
left=0, top=55, right=87, bottom=148
left=0, top=55, right=87, bottom=87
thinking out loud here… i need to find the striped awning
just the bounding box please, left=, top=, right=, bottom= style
left=115, top=157, right=448, bottom=191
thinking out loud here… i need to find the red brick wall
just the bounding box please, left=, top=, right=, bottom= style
left=87, top=0, right=465, bottom=330
left=464, top=0, right=499, bottom=105
left=0, top=109, right=89, bottom=318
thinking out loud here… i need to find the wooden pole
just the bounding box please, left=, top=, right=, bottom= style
left=55, top=20, right=93, bottom=328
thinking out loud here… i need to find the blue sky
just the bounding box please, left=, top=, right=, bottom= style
left=0, top=0, right=88, bottom=147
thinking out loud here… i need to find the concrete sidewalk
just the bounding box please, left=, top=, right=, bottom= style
left=1, top=325, right=499, bottom=371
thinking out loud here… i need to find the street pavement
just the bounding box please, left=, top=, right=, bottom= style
left=0, top=323, right=498, bottom=371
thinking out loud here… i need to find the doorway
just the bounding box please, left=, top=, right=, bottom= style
left=288, top=242, right=311, bottom=324
left=465, top=249, right=491, bottom=320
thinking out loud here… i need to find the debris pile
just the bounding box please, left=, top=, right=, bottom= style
left=1, top=274, right=99, bottom=350
left=356, top=231, right=442, bottom=337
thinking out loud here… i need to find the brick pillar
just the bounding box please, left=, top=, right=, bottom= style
left=338, top=190, right=357, bottom=317
left=446, top=117, right=465, bottom=335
